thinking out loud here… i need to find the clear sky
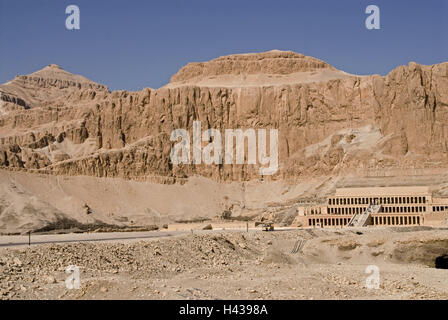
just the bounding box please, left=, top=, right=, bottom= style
left=0, top=0, right=447, bottom=91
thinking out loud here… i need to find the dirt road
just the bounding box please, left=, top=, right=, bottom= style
left=0, top=230, right=187, bottom=248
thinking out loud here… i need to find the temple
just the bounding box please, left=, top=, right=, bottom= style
left=294, top=186, right=448, bottom=228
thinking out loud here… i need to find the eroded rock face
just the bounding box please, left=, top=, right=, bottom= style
left=170, top=50, right=335, bottom=82
left=0, top=64, right=109, bottom=110
left=0, top=51, right=447, bottom=183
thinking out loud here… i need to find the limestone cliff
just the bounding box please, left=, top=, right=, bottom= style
left=0, top=51, right=447, bottom=183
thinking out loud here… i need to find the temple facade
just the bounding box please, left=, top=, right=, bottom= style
left=295, top=186, right=448, bottom=228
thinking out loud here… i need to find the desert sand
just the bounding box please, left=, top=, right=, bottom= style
left=1, top=226, right=447, bottom=300
left=0, top=50, right=447, bottom=300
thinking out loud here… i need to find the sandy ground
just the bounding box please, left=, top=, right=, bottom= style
left=2, top=169, right=448, bottom=235
left=1, top=225, right=447, bottom=300
left=0, top=222, right=258, bottom=248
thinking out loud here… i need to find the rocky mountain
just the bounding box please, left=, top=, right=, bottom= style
left=166, top=50, right=353, bottom=88
left=0, top=64, right=108, bottom=111
left=1, top=50, right=447, bottom=183
left=0, top=50, right=447, bottom=233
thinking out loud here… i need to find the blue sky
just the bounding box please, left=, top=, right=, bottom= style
left=0, top=0, right=447, bottom=90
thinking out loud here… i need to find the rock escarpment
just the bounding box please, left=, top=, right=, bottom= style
left=170, top=50, right=335, bottom=81
left=0, top=64, right=108, bottom=110
left=0, top=51, right=447, bottom=183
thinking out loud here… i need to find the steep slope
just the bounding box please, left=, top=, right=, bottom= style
left=0, top=51, right=447, bottom=183
left=0, top=64, right=108, bottom=111
left=166, top=50, right=354, bottom=88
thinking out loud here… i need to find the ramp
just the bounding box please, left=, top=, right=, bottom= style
left=291, top=239, right=307, bottom=254
left=348, top=204, right=381, bottom=227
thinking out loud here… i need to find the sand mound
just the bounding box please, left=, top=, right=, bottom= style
left=262, top=249, right=296, bottom=265
left=301, top=228, right=448, bottom=267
